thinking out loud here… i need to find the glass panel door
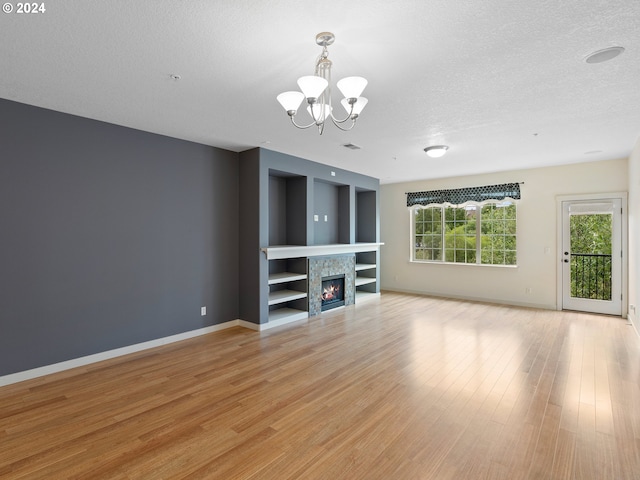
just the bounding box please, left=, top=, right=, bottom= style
left=561, top=199, right=622, bottom=315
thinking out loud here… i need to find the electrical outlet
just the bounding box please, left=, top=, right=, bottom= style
left=331, top=171, right=336, bottom=176
left=324, top=215, right=328, bottom=222
left=201, top=306, right=206, bottom=316
left=525, top=287, right=532, bottom=294
left=314, top=215, right=319, bottom=222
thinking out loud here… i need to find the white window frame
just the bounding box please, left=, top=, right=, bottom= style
left=410, top=201, right=518, bottom=267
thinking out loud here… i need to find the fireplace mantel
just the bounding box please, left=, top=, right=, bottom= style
left=260, top=243, right=383, bottom=260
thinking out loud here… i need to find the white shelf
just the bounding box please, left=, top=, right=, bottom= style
left=268, top=272, right=307, bottom=285
left=268, top=289, right=307, bottom=306
left=261, top=242, right=384, bottom=260
left=268, top=308, right=308, bottom=324
left=355, top=291, right=380, bottom=303
left=355, top=263, right=376, bottom=272
left=355, top=277, right=377, bottom=287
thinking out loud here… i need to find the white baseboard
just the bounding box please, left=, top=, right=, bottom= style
left=0, top=313, right=316, bottom=387
left=0, top=319, right=246, bottom=387
left=381, top=287, right=557, bottom=311
left=627, top=310, right=639, bottom=337
left=238, top=316, right=307, bottom=331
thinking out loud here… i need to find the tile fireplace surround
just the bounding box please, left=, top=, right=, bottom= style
left=308, top=255, right=356, bottom=316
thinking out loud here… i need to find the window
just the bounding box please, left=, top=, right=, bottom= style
left=412, top=202, right=516, bottom=265
left=479, top=203, right=517, bottom=265
left=408, top=183, right=520, bottom=266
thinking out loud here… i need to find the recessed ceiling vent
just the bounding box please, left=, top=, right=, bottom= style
left=342, top=143, right=361, bottom=150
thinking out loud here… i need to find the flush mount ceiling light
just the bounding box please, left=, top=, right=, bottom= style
left=585, top=46, right=625, bottom=64
left=424, top=145, right=449, bottom=158
left=276, top=32, right=368, bottom=135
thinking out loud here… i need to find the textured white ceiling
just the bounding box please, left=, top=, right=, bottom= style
left=1, top=0, right=638, bottom=183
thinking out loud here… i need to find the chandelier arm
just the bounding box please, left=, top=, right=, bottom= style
left=328, top=98, right=356, bottom=124
left=329, top=116, right=357, bottom=131
left=289, top=115, right=317, bottom=130
left=329, top=111, right=356, bottom=124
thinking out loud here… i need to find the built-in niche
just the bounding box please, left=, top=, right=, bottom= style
left=314, top=180, right=351, bottom=245
left=269, top=171, right=307, bottom=246
left=356, top=189, right=377, bottom=243
left=355, top=189, right=379, bottom=296
left=313, top=180, right=339, bottom=245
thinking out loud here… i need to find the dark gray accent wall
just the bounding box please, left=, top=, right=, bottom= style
left=0, top=98, right=240, bottom=376
left=357, top=190, right=378, bottom=242
left=238, top=148, right=265, bottom=325
left=285, top=177, right=307, bottom=246
left=269, top=176, right=287, bottom=245
left=313, top=181, right=340, bottom=245
left=338, top=186, right=354, bottom=244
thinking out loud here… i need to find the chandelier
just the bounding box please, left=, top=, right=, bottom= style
left=276, top=32, right=368, bottom=134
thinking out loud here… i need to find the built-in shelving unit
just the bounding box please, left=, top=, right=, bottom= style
left=268, top=257, right=308, bottom=324
left=354, top=250, right=378, bottom=300
left=355, top=263, right=377, bottom=272
left=238, top=147, right=381, bottom=328
left=355, top=276, right=377, bottom=287
left=268, top=272, right=307, bottom=284
left=268, top=288, right=307, bottom=305
left=261, top=243, right=383, bottom=260
left=354, top=290, right=380, bottom=303
left=263, top=244, right=382, bottom=317
left=268, top=307, right=308, bottom=324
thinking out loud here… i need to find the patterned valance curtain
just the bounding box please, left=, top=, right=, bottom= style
left=406, top=182, right=521, bottom=207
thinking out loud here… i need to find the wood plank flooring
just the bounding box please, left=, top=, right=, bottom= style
left=1, top=292, right=640, bottom=479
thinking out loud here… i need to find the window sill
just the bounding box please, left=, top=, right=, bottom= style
left=409, top=260, right=518, bottom=268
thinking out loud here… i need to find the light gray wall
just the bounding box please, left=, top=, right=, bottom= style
left=380, top=158, right=628, bottom=309
left=628, top=137, right=640, bottom=334
left=0, top=99, right=240, bottom=376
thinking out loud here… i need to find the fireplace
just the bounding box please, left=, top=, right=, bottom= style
left=308, top=255, right=355, bottom=316
left=321, top=275, right=345, bottom=311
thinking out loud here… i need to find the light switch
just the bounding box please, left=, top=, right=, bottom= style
left=324, top=215, right=328, bottom=222
left=314, top=215, right=319, bottom=222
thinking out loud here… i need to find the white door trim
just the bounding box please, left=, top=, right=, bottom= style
left=556, top=192, right=628, bottom=316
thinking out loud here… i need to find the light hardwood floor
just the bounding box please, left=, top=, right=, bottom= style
left=1, top=292, right=640, bottom=479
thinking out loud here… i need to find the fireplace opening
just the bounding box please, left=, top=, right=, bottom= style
left=321, top=275, right=345, bottom=311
